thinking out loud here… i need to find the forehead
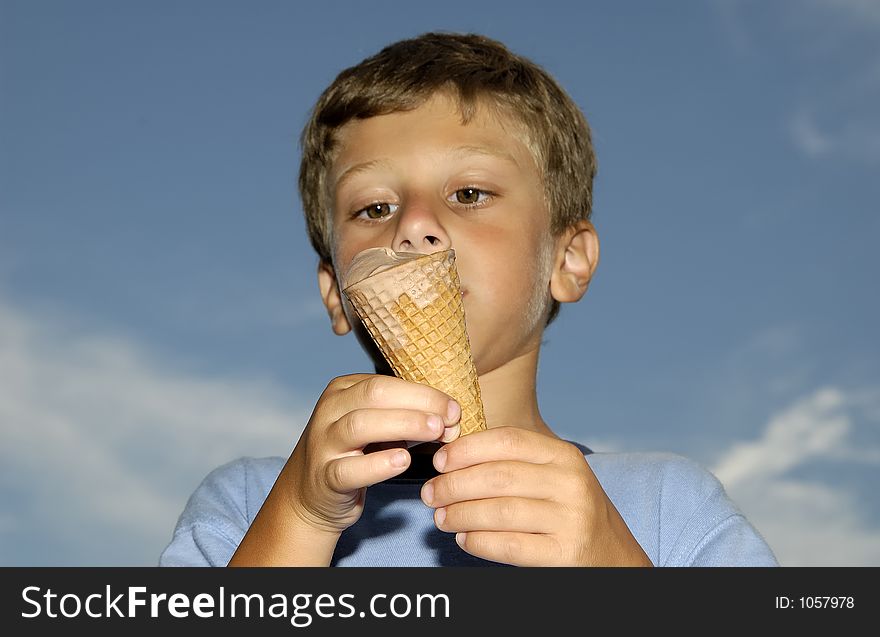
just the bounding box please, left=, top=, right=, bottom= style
left=328, top=92, right=539, bottom=186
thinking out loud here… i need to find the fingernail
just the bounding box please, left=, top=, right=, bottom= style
left=446, top=400, right=461, bottom=424
left=455, top=532, right=466, bottom=548
left=440, top=423, right=460, bottom=444
left=427, top=414, right=443, bottom=433
left=421, top=482, right=434, bottom=505
left=435, top=507, right=446, bottom=527
left=391, top=450, right=408, bottom=468
left=434, top=448, right=447, bottom=471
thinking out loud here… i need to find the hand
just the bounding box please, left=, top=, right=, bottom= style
left=420, top=426, right=653, bottom=566
left=230, top=374, right=462, bottom=566
left=280, top=374, right=461, bottom=535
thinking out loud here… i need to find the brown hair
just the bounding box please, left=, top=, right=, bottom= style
left=298, top=31, right=597, bottom=326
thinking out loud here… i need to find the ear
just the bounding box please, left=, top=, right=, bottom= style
left=549, top=219, right=600, bottom=303
left=317, top=260, right=353, bottom=335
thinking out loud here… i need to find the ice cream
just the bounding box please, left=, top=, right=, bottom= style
left=341, top=247, right=487, bottom=436
left=341, top=247, right=426, bottom=290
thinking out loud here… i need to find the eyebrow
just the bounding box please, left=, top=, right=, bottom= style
left=333, top=145, right=520, bottom=191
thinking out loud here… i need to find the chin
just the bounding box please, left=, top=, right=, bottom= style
left=470, top=347, right=496, bottom=378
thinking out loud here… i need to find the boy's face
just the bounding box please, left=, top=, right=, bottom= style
left=324, top=92, right=557, bottom=376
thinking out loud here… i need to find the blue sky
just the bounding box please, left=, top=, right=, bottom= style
left=1, top=0, right=878, bottom=566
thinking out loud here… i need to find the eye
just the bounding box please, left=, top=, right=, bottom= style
left=354, top=202, right=398, bottom=220
left=452, top=188, right=492, bottom=206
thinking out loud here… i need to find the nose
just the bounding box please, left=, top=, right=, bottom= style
left=391, top=199, right=451, bottom=254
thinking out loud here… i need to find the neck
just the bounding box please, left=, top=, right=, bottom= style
left=477, top=344, right=557, bottom=438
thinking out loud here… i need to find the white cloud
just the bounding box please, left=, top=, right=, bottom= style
left=711, top=386, right=880, bottom=566
left=712, top=387, right=849, bottom=489
left=0, top=294, right=310, bottom=565
left=715, top=0, right=880, bottom=163
left=808, top=0, right=880, bottom=28
left=788, top=109, right=880, bottom=163
left=173, top=289, right=327, bottom=332
left=712, top=0, right=754, bottom=56
left=791, top=2, right=880, bottom=155
left=789, top=110, right=835, bottom=158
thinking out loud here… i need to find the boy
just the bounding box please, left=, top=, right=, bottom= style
left=159, top=32, right=778, bottom=567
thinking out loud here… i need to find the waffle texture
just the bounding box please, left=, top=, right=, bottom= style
left=342, top=249, right=487, bottom=435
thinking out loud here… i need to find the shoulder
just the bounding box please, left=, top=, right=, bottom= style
left=584, top=450, right=731, bottom=527
left=575, top=448, right=733, bottom=532
left=158, top=456, right=285, bottom=566
left=584, top=449, right=722, bottom=498
left=207, top=456, right=286, bottom=508
left=580, top=450, right=778, bottom=566
left=180, top=456, right=285, bottom=524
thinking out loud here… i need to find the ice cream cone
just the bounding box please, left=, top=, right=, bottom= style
left=342, top=249, right=486, bottom=436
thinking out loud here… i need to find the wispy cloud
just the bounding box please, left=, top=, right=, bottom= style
left=712, top=387, right=850, bottom=488
left=808, top=0, right=880, bottom=28
left=711, top=386, right=880, bottom=566
left=788, top=107, right=880, bottom=163
left=715, top=0, right=880, bottom=163
left=789, top=110, right=835, bottom=158
left=712, top=0, right=754, bottom=56
left=172, top=288, right=327, bottom=332
left=0, top=294, right=309, bottom=565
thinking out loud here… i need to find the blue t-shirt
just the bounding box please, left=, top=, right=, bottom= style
left=158, top=443, right=779, bottom=567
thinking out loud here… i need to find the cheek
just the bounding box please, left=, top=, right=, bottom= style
left=468, top=234, right=546, bottom=312
left=331, top=235, right=373, bottom=279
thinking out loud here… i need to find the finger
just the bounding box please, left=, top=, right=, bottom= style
left=455, top=531, right=564, bottom=567
left=317, top=374, right=376, bottom=422
left=345, top=376, right=461, bottom=426
left=437, top=427, right=582, bottom=472
left=327, top=373, right=376, bottom=392
left=434, top=497, right=559, bottom=534
left=332, top=408, right=454, bottom=450
left=324, top=449, right=410, bottom=493
left=422, top=461, right=568, bottom=507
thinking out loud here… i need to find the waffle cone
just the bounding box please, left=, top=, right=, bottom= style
left=342, top=249, right=486, bottom=435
